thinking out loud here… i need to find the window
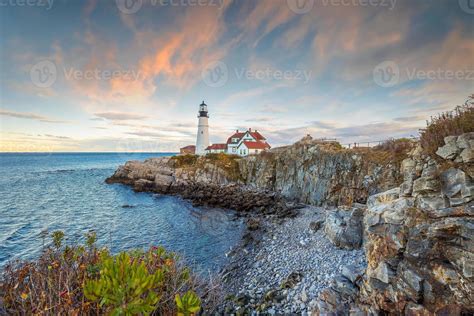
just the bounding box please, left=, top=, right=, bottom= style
left=255, top=150, right=259, bottom=154
left=232, top=148, right=236, bottom=153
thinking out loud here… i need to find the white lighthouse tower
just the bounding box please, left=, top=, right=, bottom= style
left=195, top=101, right=210, bottom=155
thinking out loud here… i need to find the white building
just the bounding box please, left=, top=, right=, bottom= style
left=195, top=101, right=210, bottom=155
left=205, top=143, right=227, bottom=153
left=205, top=128, right=271, bottom=156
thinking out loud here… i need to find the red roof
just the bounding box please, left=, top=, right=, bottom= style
left=241, top=141, right=271, bottom=150
left=249, top=131, right=266, bottom=141
left=226, top=130, right=266, bottom=144
left=206, top=143, right=227, bottom=150
left=226, top=132, right=246, bottom=144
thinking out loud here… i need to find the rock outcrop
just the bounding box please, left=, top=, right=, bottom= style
left=106, top=156, right=297, bottom=218
left=324, top=205, right=364, bottom=249
left=315, top=133, right=474, bottom=315
left=436, top=133, right=474, bottom=163
left=239, top=140, right=402, bottom=206
left=108, top=140, right=404, bottom=211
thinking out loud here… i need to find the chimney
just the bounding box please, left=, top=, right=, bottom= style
left=249, top=128, right=252, bottom=132
left=236, top=129, right=239, bottom=133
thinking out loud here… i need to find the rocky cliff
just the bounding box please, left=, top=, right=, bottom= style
left=315, top=133, right=474, bottom=315
left=107, top=138, right=404, bottom=208
left=238, top=139, right=402, bottom=206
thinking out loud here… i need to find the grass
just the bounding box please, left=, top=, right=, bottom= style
left=170, top=154, right=199, bottom=168
left=0, top=231, right=207, bottom=315
left=419, top=95, right=474, bottom=157
left=170, top=153, right=243, bottom=182
left=348, top=138, right=416, bottom=165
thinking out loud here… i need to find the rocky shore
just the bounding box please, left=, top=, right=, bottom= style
left=106, top=132, right=474, bottom=315
left=106, top=158, right=298, bottom=219
left=220, top=206, right=366, bottom=315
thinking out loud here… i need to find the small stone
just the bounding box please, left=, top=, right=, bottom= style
left=301, top=290, right=308, bottom=302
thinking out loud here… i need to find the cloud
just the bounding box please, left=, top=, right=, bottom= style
left=43, top=134, right=71, bottom=139
left=245, top=117, right=273, bottom=122
left=393, top=115, right=426, bottom=123
left=0, top=110, right=68, bottom=123
left=93, top=112, right=149, bottom=121
left=307, top=120, right=335, bottom=130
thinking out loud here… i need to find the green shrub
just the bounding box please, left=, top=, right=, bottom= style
left=83, top=252, right=164, bottom=315
left=175, top=291, right=201, bottom=316
left=420, top=95, right=474, bottom=156
left=0, top=232, right=204, bottom=315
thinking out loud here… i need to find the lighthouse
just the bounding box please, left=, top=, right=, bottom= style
left=195, top=101, right=210, bottom=155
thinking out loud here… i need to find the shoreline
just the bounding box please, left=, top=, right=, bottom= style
left=219, top=206, right=366, bottom=314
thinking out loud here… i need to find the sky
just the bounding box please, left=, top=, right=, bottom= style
left=0, top=0, right=473, bottom=152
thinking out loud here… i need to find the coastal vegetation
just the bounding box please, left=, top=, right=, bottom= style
left=0, top=231, right=203, bottom=315
left=357, top=137, right=416, bottom=165
left=420, top=95, right=474, bottom=156
left=171, top=153, right=242, bottom=181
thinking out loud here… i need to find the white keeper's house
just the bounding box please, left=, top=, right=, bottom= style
left=181, top=101, right=271, bottom=157
left=218, top=128, right=271, bottom=156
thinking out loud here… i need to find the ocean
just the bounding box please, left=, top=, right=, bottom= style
left=0, top=153, right=244, bottom=272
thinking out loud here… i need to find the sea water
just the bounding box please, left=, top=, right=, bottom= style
left=0, top=153, right=243, bottom=272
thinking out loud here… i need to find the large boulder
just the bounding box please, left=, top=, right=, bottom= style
left=436, top=136, right=461, bottom=160
left=436, top=133, right=474, bottom=163
left=440, top=168, right=473, bottom=206
left=324, top=206, right=364, bottom=249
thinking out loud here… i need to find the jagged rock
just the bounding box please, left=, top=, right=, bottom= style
left=456, top=132, right=474, bottom=149
left=417, top=196, right=448, bottom=210
left=460, top=148, right=474, bottom=163
left=367, top=187, right=399, bottom=208
left=342, top=264, right=365, bottom=284
left=154, top=173, right=174, bottom=187
left=280, top=271, right=303, bottom=289
left=412, top=176, right=440, bottom=195
left=133, top=179, right=154, bottom=191
left=441, top=168, right=473, bottom=206
left=324, top=207, right=364, bottom=249
left=436, top=136, right=460, bottom=160
left=309, top=219, right=324, bottom=232
left=436, top=133, right=474, bottom=163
